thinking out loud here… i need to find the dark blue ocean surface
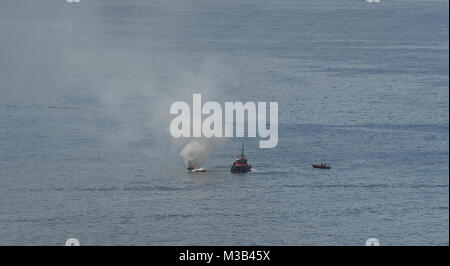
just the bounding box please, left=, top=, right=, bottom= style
left=0, top=0, right=448, bottom=245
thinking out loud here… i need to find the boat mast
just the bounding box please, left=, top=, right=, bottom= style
left=241, top=141, right=245, bottom=157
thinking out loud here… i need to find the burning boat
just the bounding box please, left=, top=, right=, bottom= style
left=187, top=166, right=207, bottom=173
left=230, top=142, right=252, bottom=173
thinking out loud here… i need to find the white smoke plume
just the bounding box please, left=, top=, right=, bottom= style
left=12, top=0, right=234, bottom=164
left=179, top=138, right=225, bottom=168
left=180, top=141, right=209, bottom=168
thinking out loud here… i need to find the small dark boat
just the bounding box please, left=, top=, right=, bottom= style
left=312, top=163, right=331, bottom=169
left=230, top=142, right=252, bottom=173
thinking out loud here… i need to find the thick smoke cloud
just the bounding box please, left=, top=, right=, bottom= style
left=179, top=138, right=226, bottom=168
left=180, top=141, right=208, bottom=168
left=0, top=0, right=234, bottom=168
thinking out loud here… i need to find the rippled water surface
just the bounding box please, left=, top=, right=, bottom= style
left=0, top=0, right=448, bottom=245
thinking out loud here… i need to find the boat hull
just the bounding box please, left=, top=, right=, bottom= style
left=312, top=164, right=331, bottom=169
left=230, top=165, right=252, bottom=173
left=187, top=168, right=207, bottom=173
